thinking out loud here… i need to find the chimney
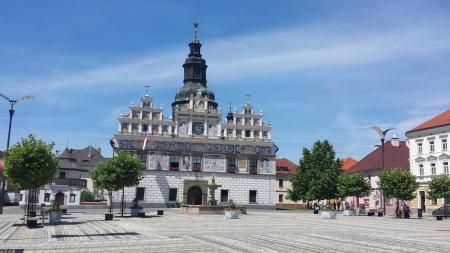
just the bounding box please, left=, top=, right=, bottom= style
left=96, top=147, right=101, bottom=154
left=391, top=134, right=400, bottom=147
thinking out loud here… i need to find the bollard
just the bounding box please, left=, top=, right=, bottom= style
left=417, top=209, right=422, bottom=219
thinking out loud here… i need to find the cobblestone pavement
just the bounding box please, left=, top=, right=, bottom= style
left=1, top=208, right=450, bottom=253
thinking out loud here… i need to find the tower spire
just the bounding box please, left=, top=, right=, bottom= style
left=193, top=22, right=199, bottom=42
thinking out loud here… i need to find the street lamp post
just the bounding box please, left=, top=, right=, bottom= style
left=371, top=126, right=394, bottom=216
left=0, top=93, right=33, bottom=214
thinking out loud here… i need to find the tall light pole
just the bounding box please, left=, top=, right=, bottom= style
left=371, top=126, right=395, bottom=215
left=0, top=93, right=33, bottom=214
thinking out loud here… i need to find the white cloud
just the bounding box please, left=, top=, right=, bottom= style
left=2, top=19, right=450, bottom=96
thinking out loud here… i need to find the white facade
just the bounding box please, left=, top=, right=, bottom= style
left=112, top=171, right=275, bottom=207
left=406, top=123, right=450, bottom=211
left=19, top=186, right=81, bottom=206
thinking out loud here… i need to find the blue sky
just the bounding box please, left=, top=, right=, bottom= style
left=0, top=1, right=449, bottom=162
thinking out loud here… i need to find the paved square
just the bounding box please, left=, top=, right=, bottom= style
left=1, top=208, right=450, bottom=252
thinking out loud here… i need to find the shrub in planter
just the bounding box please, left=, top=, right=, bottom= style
left=80, top=190, right=95, bottom=202
left=224, top=199, right=240, bottom=219
left=48, top=200, right=62, bottom=224
left=320, top=204, right=337, bottom=219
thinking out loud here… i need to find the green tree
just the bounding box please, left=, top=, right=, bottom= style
left=288, top=140, right=342, bottom=202
left=428, top=175, right=450, bottom=200
left=379, top=169, right=418, bottom=218
left=91, top=151, right=142, bottom=215
left=4, top=135, right=58, bottom=217
left=337, top=173, right=371, bottom=205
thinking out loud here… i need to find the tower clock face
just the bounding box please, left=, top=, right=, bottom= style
left=193, top=122, right=204, bottom=135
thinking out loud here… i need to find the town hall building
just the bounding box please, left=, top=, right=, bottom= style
left=111, top=26, right=278, bottom=208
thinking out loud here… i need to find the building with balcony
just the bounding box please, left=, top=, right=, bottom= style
left=111, top=26, right=277, bottom=208
left=406, top=109, right=450, bottom=212
left=19, top=146, right=106, bottom=206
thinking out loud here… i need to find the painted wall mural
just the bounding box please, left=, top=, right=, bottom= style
left=147, top=153, right=169, bottom=170
left=260, top=158, right=276, bottom=174
left=117, top=139, right=277, bottom=156
left=204, top=155, right=226, bottom=172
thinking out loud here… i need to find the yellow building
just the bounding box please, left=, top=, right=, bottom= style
left=275, top=158, right=307, bottom=208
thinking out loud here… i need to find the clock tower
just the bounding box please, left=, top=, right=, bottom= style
left=172, top=23, right=220, bottom=138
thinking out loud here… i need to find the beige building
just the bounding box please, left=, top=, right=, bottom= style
left=275, top=158, right=306, bottom=208
left=406, top=109, right=450, bottom=212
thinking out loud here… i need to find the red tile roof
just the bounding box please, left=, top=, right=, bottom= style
left=406, top=109, right=450, bottom=134
left=276, top=158, right=297, bottom=175
left=342, top=157, right=358, bottom=171
left=346, top=140, right=409, bottom=173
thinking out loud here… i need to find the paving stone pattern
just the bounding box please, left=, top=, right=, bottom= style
left=1, top=210, right=450, bottom=252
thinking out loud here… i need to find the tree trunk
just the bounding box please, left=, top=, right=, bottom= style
left=26, top=188, right=31, bottom=218
left=121, top=188, right=124, bottom=217
left=109, top=191, right=113, bottom=214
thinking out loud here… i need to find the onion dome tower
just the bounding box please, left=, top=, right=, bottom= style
left=172, top=23, right=218, bottom=110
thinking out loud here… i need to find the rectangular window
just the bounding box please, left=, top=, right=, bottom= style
left=249, top=190, right=257, bottom=203
left=132, top=111, right=140, bottom=118
left=236, top=129, right=242, bottom=138
left=168, top=188, right=177, bottom=202
left=59, top=172, right=66, bottom=179
left=430, top=141, right=435, bottom=152
left=227, top=158, right=237, bottom=173
left=443, top=139, right=448, bottom=151
left=279, top=194, right=284, bottom=203
left=245, top=130, right=251, bottom=138
left=419, top=164, right=424, bottom=176
left=279, top=179, right=284, bottom=188
left=69, top=194, right=76, bottom=203
left=132, top=123, right=139, bottom=131
left=138, top=153, right=146, bottom=164
left=221, top=189, right=229, bottom=203
left=136, top=187, right=145, bottom=201
left=418, top=143, right=423, bottom=154
left=152, top=125, right=159, bottom=134
left=431, top=163, right=436, bottom=175
left=142, top=111, right=150, bottom=119
left=444, top=162, right=449, bottom=174
left=192, top=156, right=202, bottom=172
left=432, top=199, right=438, bottom=205
left=44, top=193, right=50, bottom=202
left=170, top=156, right=180, bottom=171
left=142, top=124, right=148, bottom=132
left=20, top=194, right=23, bottom=201
left=249, top=159, right=258, bottom=174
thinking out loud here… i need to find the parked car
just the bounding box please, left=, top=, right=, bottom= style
left=432, top=204, right=450, bottom=220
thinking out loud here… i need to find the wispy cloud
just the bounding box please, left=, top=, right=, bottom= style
left=2, top=19, right=450, bottom=96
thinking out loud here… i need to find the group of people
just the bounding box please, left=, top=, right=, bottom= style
left=312, top=200, right=355, bottom=211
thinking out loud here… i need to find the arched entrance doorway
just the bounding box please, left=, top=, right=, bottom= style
left=186, top=186, right=203, bottom=205
left=55, top=192, right=65, bottom=206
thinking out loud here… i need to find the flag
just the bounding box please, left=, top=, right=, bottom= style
left=142, top=130, right=148, bottom=150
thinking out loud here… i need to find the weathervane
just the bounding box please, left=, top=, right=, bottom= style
left=144, top=85, right=150, bottom=95
left=245, top=94, right=251, bottom=103
left=193, top=22, right=199, bottom=41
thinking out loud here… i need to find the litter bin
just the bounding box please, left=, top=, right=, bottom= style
left=417, top=209, right=423, bottom=219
